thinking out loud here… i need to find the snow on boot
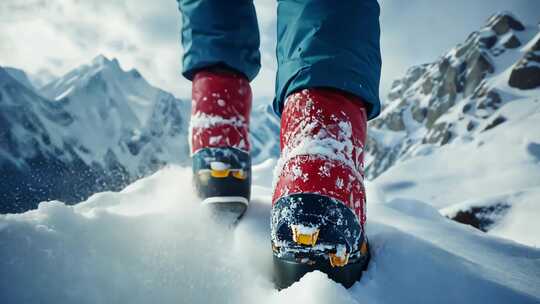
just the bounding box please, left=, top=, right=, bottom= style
left=190, top=69, right=252, bottom=220
left=271, top=89, right=370, bottom=289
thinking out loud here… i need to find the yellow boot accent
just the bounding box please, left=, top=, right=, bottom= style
left=360, top=241, right=369, bottom=256
left=210, top=169, right=230, bottom=178
left=272, top=242, right=280, bottom=253
left=329, top=252, right=350, bottom=267
left=231, top=169, right=247, bottom=180
left=291, top=225, right=320, bottom=246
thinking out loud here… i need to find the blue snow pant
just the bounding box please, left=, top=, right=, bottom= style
left=177, top=0, right=381, bottom=120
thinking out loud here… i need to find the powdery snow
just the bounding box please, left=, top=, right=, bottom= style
left=1, top=162, right=539, bottom=304
left=53, top=85, right=74, bottom=101
left=189, top=112, right=247, bottom=129
left=272, top=91, right=363, bottom=191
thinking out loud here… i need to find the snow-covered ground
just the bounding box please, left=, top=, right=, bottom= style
left=1, top=160, right=539, bottom=303
left=372, top=96, right=540, bottom=248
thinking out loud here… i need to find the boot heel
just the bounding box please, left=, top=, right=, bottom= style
left=193, top=147, right=251, bottom=220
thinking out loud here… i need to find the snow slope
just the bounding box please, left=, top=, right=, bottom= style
left=373, top=96, right=540, bottom=209
left=1, top=161, right=539, bottom=304
left=371, top=95, right=540, bottom=247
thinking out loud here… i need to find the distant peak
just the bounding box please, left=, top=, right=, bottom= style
left=91, top=54, right=120, bottom=68
left=129, top=68, right=142, bottom=79
left=2, top=66, right=35, bottom=90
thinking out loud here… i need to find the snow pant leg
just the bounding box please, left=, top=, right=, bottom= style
left=274, top=0, right=382, bottom=120
left=177, top=0, right=261, bottom=81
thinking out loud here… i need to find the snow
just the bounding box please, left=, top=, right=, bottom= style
left=373, top=96, right=540, bottom=211
left=210, top=161, right=230, bottom=171
left=54, top=85, right=74, bottom=101
left=292, top=224, right=319, bottom=235
left=5, top=55, right=192, bottom=178
left=272, top=91, right=363, bottom=190
left=190, top=112, right=247, bottom=129
left=1, top=162, right=540, bottom=303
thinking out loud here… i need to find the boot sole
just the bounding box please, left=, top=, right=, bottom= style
left=273, top=251, right=370, bottom=290
left=271, top=193, right=370, bottom=289
left=202, top=196, right=248, bottom=222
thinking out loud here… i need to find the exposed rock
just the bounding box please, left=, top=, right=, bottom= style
left=479, top=34, right=498, bottom=49
left=364, top=13, right=539, bottom=180
left=503, top=35, right=521, bottom=49
left=424, top=122, right=453, bottom=145
left=487, top=13, right=525, bottom=35
left=509, top=45, right=540, bottom=89
left=466, top=120, right=476, bottom=131
left=426, top=97, right=454, bottom=128
left=464, top=50, right=494, bottom=96
left=449, top=202, right=510, bottom=232
left=477, top=91, right=502, bottom=110
left=462, top=102, right=473, bottom=114
left=483, top=115, right=507, bottom=132
left=412, top=106, right=427, bottom=123
left=437, top=61, right=459, bottom=98
left=386, top=110, right=406, bottom=131
left=387, top=79, right=404, bottom=101
left=422, top=78, right=433, bottom=95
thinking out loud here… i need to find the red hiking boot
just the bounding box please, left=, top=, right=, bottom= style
left=271, top=88, right=370, bottom=289
left=190, top=68, right=252, bottom=220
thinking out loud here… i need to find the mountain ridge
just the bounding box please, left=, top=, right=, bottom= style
left=0, top=57, right=191, bottom=212
left=0, top=55, right=279, bottom=213
left=365, top=12, right=540, bottom=179
left=1, top=12, right=539, bottom=215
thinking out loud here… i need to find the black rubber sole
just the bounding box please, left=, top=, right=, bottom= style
left=273, top=252, right=370, bottom=290
left=203, top=199, right=248, bottom=224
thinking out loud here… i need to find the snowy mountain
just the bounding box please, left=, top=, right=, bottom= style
left=0, top=56, right=280, bottom=213
left=0, top=56, right=191, bottom=213
left=365, top=12, right=540, bottom=244
left=365, top=12, right=540, bottom=180
left=4, top=67, right=37, bottom=92
left=0, top=66, right=123, bottom=212
left=40, top=55, right=192, bottom=177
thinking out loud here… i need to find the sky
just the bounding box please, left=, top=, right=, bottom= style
left=0, top=0, right=538, bottom=104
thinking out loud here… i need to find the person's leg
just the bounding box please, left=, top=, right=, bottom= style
left=271, top=0, right=381, bottom=288
left=178, top=0, right=261, bottom=81
left=177, top=0, right=260, bottom=220
left=273, top=0, right=381, bottom=119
